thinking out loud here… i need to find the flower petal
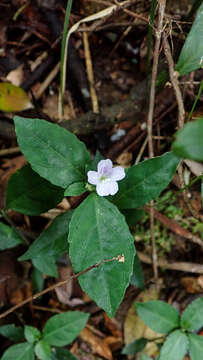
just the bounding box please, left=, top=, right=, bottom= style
left=96, top=180, right=118, bottom=196
left=108, top=181, right=118, bottom=195
left=97, top=159, right=113, bottom=176
left=87, top=170, right=99, bottom=185
left=111, top=166, right=125, bottom=181
left=96, top=182, right=109, bottom=196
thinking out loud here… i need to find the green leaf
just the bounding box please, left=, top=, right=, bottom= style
left=112, top=152, right=180, bottom=209
left=24, top=326, right=41, bottom=343
left=42, top=311, right=89, bottom=346
left=31, top=267, right=44, bottom=292
left=19, top=211, right=73, bottom=277
left=181, top=297, right=203, bottom=332
left=14, top=117, right=91, bottom=188
left=90, top=150, right=104, bottom=171
left=0, top=324, right=24, bottom=342
left=32, top=258, right=57, bottom=278
left=176, top=3, right=203, bottom=75
left=135, top=300, right=180, bottom=334
left=122, top=338, right=147, bottom=355
left=0, top=223, right=24, bottom=250
left=6, top=165, right=64, bottom=215
left=141, top=354, right=153, bottom=360
left=130, top=253, right=144, bottom=289
left=159, top=330, right=188, bottom=360
left=69, top=193, right=135, bottom=317
left=188, top=333, right=203, bottom=360
left=202, top=180, right=203, bottom=207
left=35, top=340, right=51, bottom=360
left=173, top=118, right=203, bottom=162
left=51, top=348, right=78, bottom=360
left=1, top=342, right=34, bottom=360
left=64, top=182, right=86, bottom=196
left=122, top=209, right=145, bottom=227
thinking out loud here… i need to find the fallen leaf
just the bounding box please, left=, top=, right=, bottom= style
left=104, top=336, right=122, bottom=352
left=0, top=82, right=33, bottom=112
left=181, top=276, right=203, bottom=294
left=55, top=266, right=84, bottom=306
left=80, top=328, right=112, bottom=360
left=43, top=94, right=72, bottom=121
left=6, top=65, right=24, bottom=87
left=116, top=151, right=133, bottom=167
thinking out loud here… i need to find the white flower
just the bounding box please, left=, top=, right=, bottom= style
left=87, top=159, right=125, bottom=196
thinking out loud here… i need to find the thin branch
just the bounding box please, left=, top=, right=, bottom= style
left=144, top=206, right=203, bottom=248
left=138, top=251, right=203, bottom=274
left=147, top=0, right=166, bottom=157
left=162, top=35, right=202, bottom=221
left=114, top=0, right=150, bottom=24
left=163, top=35, right=185, bottom=128
left=0, top=147, right=20, bottom=156
left=0, top=255, right=123, bottom=320
left=147, top=0, right=166, bottom=281
left=83, top=30, right=99, bottom=113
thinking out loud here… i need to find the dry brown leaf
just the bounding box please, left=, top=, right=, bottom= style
left=80, top=328, right=112, bottom=360
left=1, top=155, right=26, bottom=182
left=55, top=266, right=84, bottom=306
left=181, top=276, right=203, bottom=294
left=197, top=275, right=203, bottom=288
left=6, top=64, right=24, bottom=86
left=104, top=313, right=122, bottom=338
left=10, top=282, right=32, bottom=306
left=43, top=94, right=72, bottom=121
left=55, top=267, right=73, bottom=305
left=116, top=151, right=133, bottom=167
left=0, top=251, right=24, bottom=307
left=104, top=336, right=122, bottom=352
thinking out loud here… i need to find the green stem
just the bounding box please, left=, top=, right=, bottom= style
left=187, top=80, right=203, bottom=122
left=178, top=174, right=203, bottom=193
left=59, top=0, right=73, bottom=120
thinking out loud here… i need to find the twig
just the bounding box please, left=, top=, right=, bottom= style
left=35, top=62, right=60, bottom=100
left=114, top=0, right=149, bottom=24
left=135, top=136, right=148, bottom=164
left=144, top=206, right=203, bottom=248
left=138, top=251, right=203, bottom=274
left=0, top=147, right=20, bottom=157
left=83, top=31, right=99, bottom=113
left=0, top=255, right=123, bottom=320
left=147, top=0, right=166, bottom=158
left=147, top=0, right=166, bottom=281
left=163, top=35, right=185, bottom=128
left=162, top=35, right=202, bottom=221
left=30, top=305, right=61, bottom=313
left=58, top=0, right=138, bottom=120
left=110, top=18, right=136, bottom=57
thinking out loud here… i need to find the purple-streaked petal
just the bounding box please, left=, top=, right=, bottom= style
left=111, top=166, right=125, bottom=181
left=87, top=170, right=99, bottom=185
left=97, top=159, right=113, bottom=177
left=96, top=180, right=118, bottom=196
